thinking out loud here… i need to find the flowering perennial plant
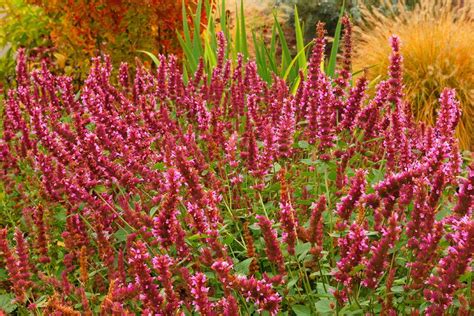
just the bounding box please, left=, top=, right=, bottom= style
left=0, top=22, right=473, bottom=315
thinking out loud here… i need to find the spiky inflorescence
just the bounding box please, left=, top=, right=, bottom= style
left=336, top=169, right=367, bottom=224
left=334, top=223, right=369, bottom=288
left=453, top=165, right=474, bottom=216
left=340, top=76, right=368, bottom=131
left=235, top=275, right=281, bottom=316
left=306, top=22, right=327, bottom=145
left=0, top=229, right=32, bottom=303
left=256, top=215, right=285, bottom=274
left=335, top=15, right=353, bottom=94
left=424, top=220, right=474, bottom=314
left=189, top=272, right=212, bottom=315
left=362, top=213, right=401, bottom=288
left=279, top=201, right=298, bottom=255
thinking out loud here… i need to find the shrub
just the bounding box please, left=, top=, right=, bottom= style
left=1, top=20, right=473, bottom=315
left=353, top=0, right=474, bottom=150
left=20, top=0, right=200, bottom=81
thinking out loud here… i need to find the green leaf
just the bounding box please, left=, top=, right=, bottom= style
left=223, top=235, right=234, bottom=245
left=270, top=23, right=277, bottom=62
left=182, top=0, right=192, bottom=46
left=253, top=31, right=270, bottom=82
left=291, top=75, right=303, bottom=94
left=0, top=293, right=17, bottom=313
left=287, top=276, right=299, bottom=289
left=177, top=33, right=197, bottom=73
left=204, top=33, right=217, bottom=69
left=295, top=242, right=311, bottom=257
left=54, top=208, right=67, bottom=224
left=187, top=233, right=212, bottom=241
left=263, top=43, right=279, bottom=76
left=352, top=264, right=365, bottom=273
left=93, top=184, right=107, bottom=193
left=114, top=228, right=130, bottom=242
left=220, top=0, right=228, bottom=46
left=316, top=282, right=335, bottom=294
left=298, top=140, right=309, bottom=149
left=326, top=2, right=345, bottom=78
left=459, top=271, right=472, bottom=282
left=0, top=268, right=8, bottom=281
left=206, top=3, right=217, bottom=53
left=234, top=258, right=254, bottom=275
left=234, top=2, right=240, bottom=60
left=149, top=206, right=159, bottom=217
left=152, top=162, right=165, bottom=171
left=391, top=285, right=405, bottom=293
left=292, top=305, right=312, bottom=316
left=273, top=162, right=282, bottom=173
left=301, top=158, right=318, bottom=165
left=314, top=299, right=334, bottom=314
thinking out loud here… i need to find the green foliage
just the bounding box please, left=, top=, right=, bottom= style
left=176, top=0, right=349, bottom=93
left=0, top=293, right=17, bottom=314
left=0, top=0, right=52, bottom=89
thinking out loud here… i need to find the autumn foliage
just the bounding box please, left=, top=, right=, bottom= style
left=26, top=0, right=199, bottom=76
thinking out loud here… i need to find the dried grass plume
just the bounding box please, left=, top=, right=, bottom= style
left=353, top=0, right=474, bottom=150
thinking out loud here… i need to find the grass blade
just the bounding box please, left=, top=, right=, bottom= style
left=219, top=0, right=232, bottom=57
left=294, top=6, right=306, bottom=73
left=182, top=0, right=192, bottom=46
left=234, top=2, right=240, bottom=60
left=137, top=50, right=160, bottom=67
left=192, top=0, right=204, bottom=60
left=204, top=33, right=217, bottom=69
left=240, top=0, right=249, bottom=59
left=283, top=41, right=313, bottom=81
left=177, top=33, right=197, bottom=72
left=326, top=1, right=345, bottom=78
left=270, top=23, right=277, bottom=60
left=274, top=12, right=295, bottom=80
left=252, top=31, right=270, bottom=82
left=263, top=44, right=278, bottom=76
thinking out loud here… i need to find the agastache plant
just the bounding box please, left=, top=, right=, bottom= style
left=0, top=18, right=472, bottom=315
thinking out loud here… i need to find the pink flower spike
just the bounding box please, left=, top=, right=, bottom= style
left=256, top=215, right=285, bottom=274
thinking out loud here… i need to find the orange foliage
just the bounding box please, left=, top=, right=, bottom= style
left=26, top=0, right=199, bottom=76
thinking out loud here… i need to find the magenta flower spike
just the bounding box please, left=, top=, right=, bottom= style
left=336, top=169, right=367, bottom=223
left=256, top=215, right=285, bottom=274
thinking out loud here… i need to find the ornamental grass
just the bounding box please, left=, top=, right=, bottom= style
left=353, top=0, right=474, bottom=150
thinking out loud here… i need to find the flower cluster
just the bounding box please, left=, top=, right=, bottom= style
left=0, top=20, right=472, bottom=315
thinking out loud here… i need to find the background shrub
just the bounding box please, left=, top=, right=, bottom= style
left=1, top=0, right=201, bottom=86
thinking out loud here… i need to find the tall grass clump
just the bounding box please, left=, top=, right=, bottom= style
left=353, top=0, right=474, bottom=150
left=1, top=17, right=473, bottom=315
left=178, top=0, right=346, bottom=94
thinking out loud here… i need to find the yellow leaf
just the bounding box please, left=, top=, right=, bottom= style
left=53, top=52, right=67, bottom=69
